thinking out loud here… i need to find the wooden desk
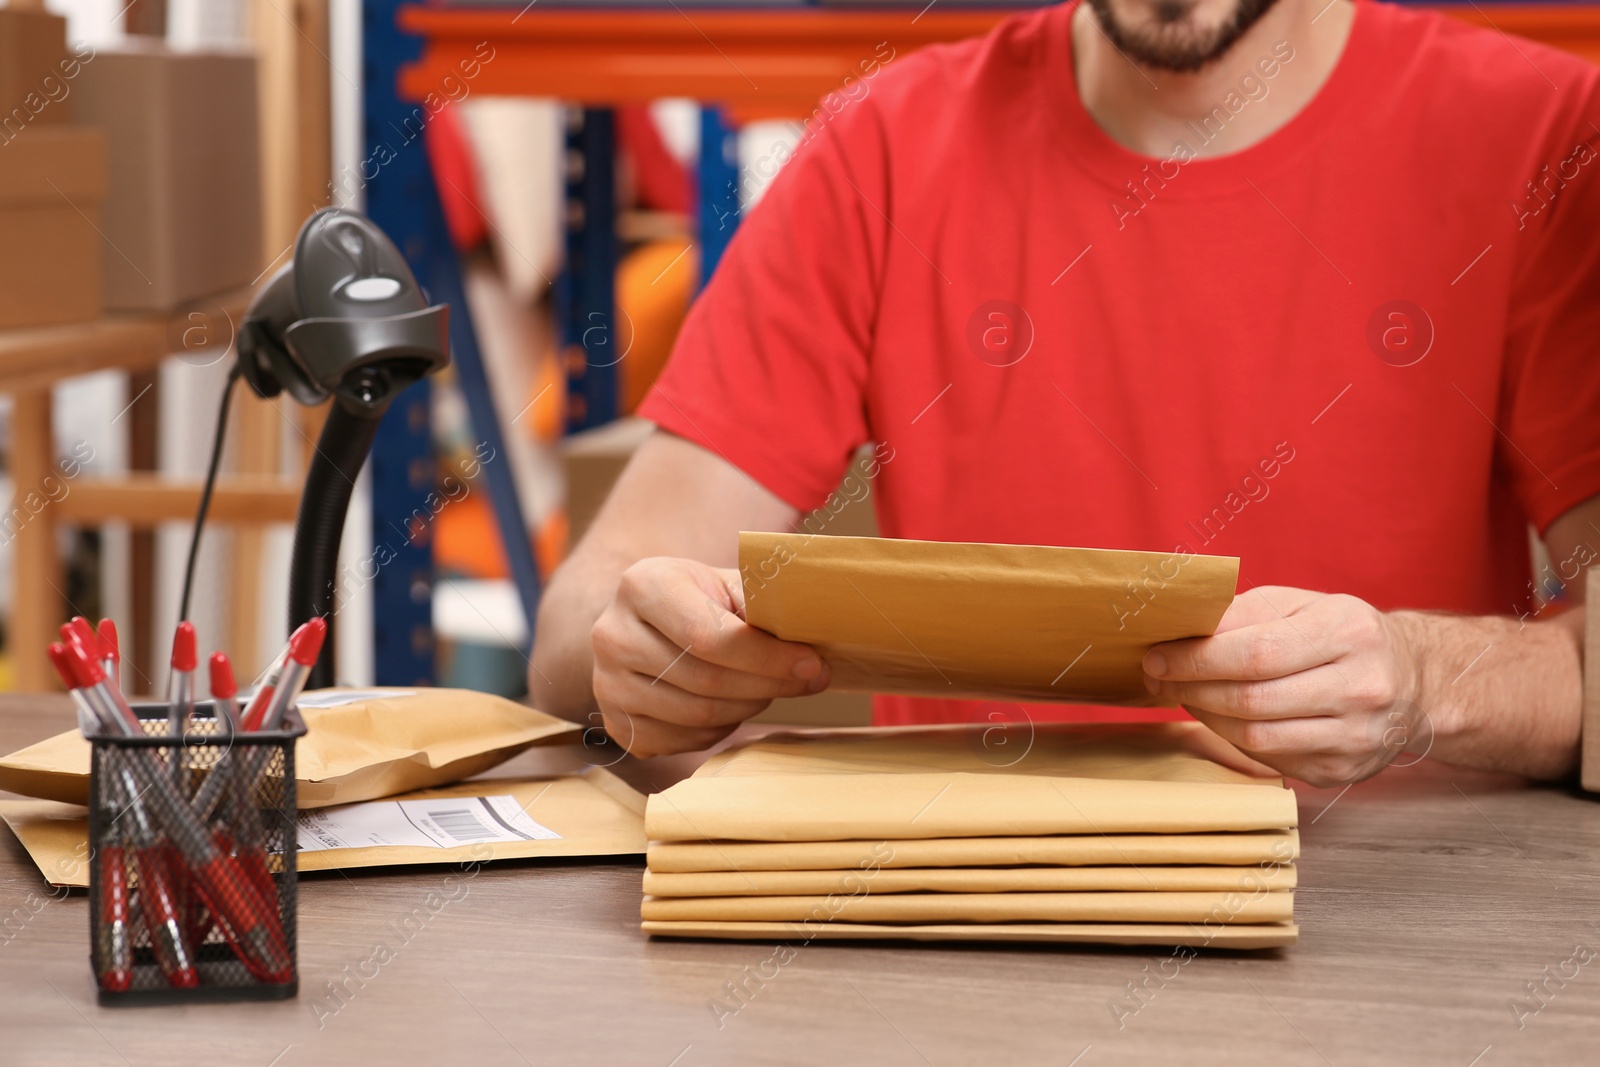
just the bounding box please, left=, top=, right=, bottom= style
left=1, top=694, right=1597, bottom=1064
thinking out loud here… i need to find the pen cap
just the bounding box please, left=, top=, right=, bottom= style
left=47, top=643, right=80, bottom=690
left=170, top=622, right=198, bottom=672
left=97, top=619, right=120, bottom=665
left=59, top=635, right=108, bottom=688
left=65, top=618, right=98, bottom=661
left=287, top=618, right=327, bottom=667
left=209, top=653, right=238, bottom=700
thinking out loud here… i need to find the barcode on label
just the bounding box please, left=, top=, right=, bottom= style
left=427, top=809, right=498, bottom=842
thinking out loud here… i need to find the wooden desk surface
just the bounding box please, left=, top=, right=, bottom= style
left=2, top=694, right=1598, bottom=1066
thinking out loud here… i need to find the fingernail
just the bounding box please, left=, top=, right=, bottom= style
left=1143, top=673, right=1160, bottom=695
left=793, top=656, right=821, bottom=680
left=806, top=671, right=830, bottom=694
left=1144, top=650, right=1167, bottom=678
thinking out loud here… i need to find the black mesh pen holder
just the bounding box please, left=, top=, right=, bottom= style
left=86, top=700, right=305, bottom=1005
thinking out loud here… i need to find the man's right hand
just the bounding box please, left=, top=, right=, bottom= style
left=589, top=556, right=830, bottom=758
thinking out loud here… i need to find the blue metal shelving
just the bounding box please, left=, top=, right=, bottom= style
left=361, top=0, right=543, bottom=683
left=360, top=4, right=756, bottom=685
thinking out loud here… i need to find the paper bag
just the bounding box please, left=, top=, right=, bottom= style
left=641, top=920, right=1299, bottom=950
left=692, top=720, right=1275, bottom=783
left=642, top=864, right=1297, bottom=896
left=645, top=723, right=1296, bottom=843
left=739, top=533, right=1238, bottom=704
left=0, top=687, right=581, bottom=809
left=0, top=768, right=646, bottom=889
left=645, top=830, right=1299, bottom=873
left=639, top=890, right=1294, bottom=924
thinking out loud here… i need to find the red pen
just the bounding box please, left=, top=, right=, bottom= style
left=60, top=641, right=135, bottom=992
left=95, top=840, right=133, bottom=992
left=192, top=654, right=248, bottom=819
left=209, top=652, right=241, bottom=731
left=236, top=625, right=300, bottom=726
left=189, top=654, right=242, bottom=820
left=65, top=617, right=112, bottom=706
left=238, top=659, right=284, bottom=734
left=216, top=619, right=325, bottom=825
left=225, top=622, right=320, bottom=910
left=137, top=845, right=200, bottom=988
left=96, top=618, right=120, bottom=691
left=207, top=652, right=278, bottom=906
left=113, top=769, right=198, bottom=990
left=168, top=622, right=197, bottom=742
left=256, top=618, right=326, bottom=732
left=172, top=626, right=206, bottom=947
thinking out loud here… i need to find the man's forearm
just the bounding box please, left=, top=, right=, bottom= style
left=1391, top=606, right=1585, bottom=780
left=528, top=550, right=617, bottom=723
left=527, top=431, right=802, bottom=725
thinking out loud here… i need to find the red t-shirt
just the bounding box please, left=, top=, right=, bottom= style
left=637, top=0, right=1600, bottom=727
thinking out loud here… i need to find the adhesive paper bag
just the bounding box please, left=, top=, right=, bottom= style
left=739, top=533, right=1237, bottom=704
left=646, top=830, right=1300, bottom=873
left=0, top=768, right=646, bottom=889
left=645, top=723, right=1296, bottom=843
left=641, top=920, right=1299, bottom=950
left=290, top=768, right=646, bottom=870
left=642, top=864, right=1297, bottom=897
left=0, top=688, right=581, bottom=808
left=640, top=889, right=1294, bottom=924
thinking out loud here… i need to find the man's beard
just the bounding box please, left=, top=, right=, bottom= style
left=1086, top=0, right=1283, bottom=74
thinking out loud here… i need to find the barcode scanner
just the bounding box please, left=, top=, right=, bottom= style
left=234, top=208, right=451, bottom=688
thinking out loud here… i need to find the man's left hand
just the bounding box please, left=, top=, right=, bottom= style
left=1143, top=586, right=1430, bottom=787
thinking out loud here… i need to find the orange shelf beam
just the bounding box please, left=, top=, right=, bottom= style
left=397, top=8, right=1015, bottom=119
left=397, top=5, right=1600, bottom=118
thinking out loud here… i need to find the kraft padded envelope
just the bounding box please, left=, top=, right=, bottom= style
left=738, top=533, right=1238, bottom=704
left=646, top=830, right=1299, bottom=872
left=692, top=720, right=1275, bottom=784
left=0, top=687, right=581, bottom=809
left=641, top=920, right=1299, bottom=949
left=645, top=723, right=1296, bottom=842
left=640, top=890, right=1293, bottom=924
left=642, top=864, right=1296, bottom=897
left=0, top=769, right=646, bottom=889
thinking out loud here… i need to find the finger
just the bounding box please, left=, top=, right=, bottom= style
left=1186, top=707, right=1346, bottom=759
left=1212, top=586, right=1322, bottom=634
left=596, top=666, right=771, bottom=730
left=627, top=570, right=823, bottom=682
left=1147, top=616, right=1335, bottom=682
left=601, top=613, right=822, bottom=700
left=1171, top=721, right=1282, bottom=779
left=601, top=704, right=734, bottom=760
left=1151, top=664, right=1349, bottom=720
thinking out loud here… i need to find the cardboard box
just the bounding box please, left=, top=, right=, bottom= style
left=0, top=8, right=71, bottom=139
left=71, top=42, right=261, bottom=310
left=0, top=125, right=106, bottom=329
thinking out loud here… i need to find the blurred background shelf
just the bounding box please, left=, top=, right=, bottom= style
left=0, top=286, right=308, bottom=692
left=0, top=287, right=252, bottom=392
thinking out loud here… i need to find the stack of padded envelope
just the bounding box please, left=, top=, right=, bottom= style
left=642, top=723, right=1299, bottom=949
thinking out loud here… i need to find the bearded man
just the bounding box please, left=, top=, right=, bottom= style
left=531, top=0, right=1600, bottom=787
